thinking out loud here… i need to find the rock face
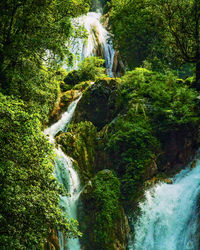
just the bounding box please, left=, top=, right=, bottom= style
left=74, top=78, right=119, bottom=130
left=158, top=126, right=200, bottom=175
left=55, top=75, right=200, bottom=250
left=55, top=121, right=98, bottom=183
left=49, top=90, right=80, bottom=125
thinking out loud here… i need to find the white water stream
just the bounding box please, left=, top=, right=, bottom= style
left=69, top=11, right=115, bottom=76
left=130, top=160, right=200, bottom=250
left=44, top=96, right=82, bottom=250
left=44, top=1, right=115, bottom=249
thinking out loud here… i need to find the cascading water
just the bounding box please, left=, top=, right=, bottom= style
left=130, top=160, right=200, bottom=250
left=55, top=148, right=81, bottom=250
left=69, top=9, right=115, bottom=76
left=44, top=96, right=82, bottom=250
left=44, top=1, right=115, bottom=249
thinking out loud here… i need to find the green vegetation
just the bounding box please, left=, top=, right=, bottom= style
left=0, top=0, right=90, bottom=91
left=62, top=57, right=105, bottom=88
left=104, top=68, right=199, bottom=202
left=56, top=121, right=98, bottom=181
left=109, top=0, right=200, bottom=83
left=0, top=94, right=80, bottom=249
left=1, top=0, right=200, bottom=249
left=118, top=68, right=199, bottom=130
left=0, top=0, right=90, bottom=248
left=82, top=170, right=121, bottom=250
left=69, top=68, right=200, bottom=206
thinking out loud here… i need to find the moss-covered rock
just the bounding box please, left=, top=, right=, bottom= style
left=80, top=170, right=129, bottom=250
left=74, top=78, right=120, bottom=130
left=55, top=121, right=98, bottom=183
left=72, top=81, right=92, bottom=91
left=63, top=70, right=82, bottom=86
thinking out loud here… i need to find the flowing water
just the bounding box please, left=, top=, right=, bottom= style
left=69, top=11, right=115, bottom=76
left=44, top=1, right=115, bottom=249
left=130, top=160, right=200, bottom=250
left=44, top=96, right=82, bottom=250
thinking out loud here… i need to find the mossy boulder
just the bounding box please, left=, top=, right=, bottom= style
left=80, top=170, right=129, bottom=250
left=72, top=81, right=92, bottom=91
left=55, top=121, right=98, bottom=183
left=74, top=78, right=119, bottom=130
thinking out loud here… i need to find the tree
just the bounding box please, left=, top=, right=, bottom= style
left=0, top=0, right=90, bottom=91
left=109, top=0, right=178, bottom=70
left=0, top=0, right=91, bottom=248
left=150, top=0, right=200, bottom=86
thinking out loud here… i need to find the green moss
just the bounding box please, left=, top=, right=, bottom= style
left=56, top=121, right=98, bottom=182
left=81, top=170, right=122, bottom=250
left=72, top=81, right=91, bottom=91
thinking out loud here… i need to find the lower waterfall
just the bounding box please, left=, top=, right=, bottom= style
left=44, top=97, right=82, bottom=250
left=130, top=160, right=200, bottom=250
left=55, top=148, right=81, bottom=250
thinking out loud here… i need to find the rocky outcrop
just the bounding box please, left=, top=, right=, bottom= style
left=74, top=78, right=119, bottom=130
left=55, top=121, right=98, bottom=183
left=112, top=51, right=125, bottom=77
left=158, top=125, right=200, bottom=175
left=49, top=90, right=80, bottom=125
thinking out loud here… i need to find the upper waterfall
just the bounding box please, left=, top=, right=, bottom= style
left=131, top=161, right=200, bottom=250
left=69, top=12, right=115, bottom=77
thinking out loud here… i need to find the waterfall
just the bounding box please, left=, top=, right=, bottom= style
left=55, top=148, right=81, bottom=250
left=44, top=2, right=115, bottom=249
left=69, top=11, right=115, bottom=76
left=44, top=96, right=82, bottom=250
left=130, top=160, right=200, bottom=250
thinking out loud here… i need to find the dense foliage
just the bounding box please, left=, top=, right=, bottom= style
left=1, top=0, right=200, bottom=249
left=118, top=68, right=199, bottom=130
left=62, top=57, right=105, bottom=90
left=0, top=94, right=80, bottom=249
left=104, top=68, right=200, bottom=202
left=109, top=0, right=200, bottom=83
left=0, top=0, right=90, bottom=92
left=0, top=0, right=90, bottom=249
left=82, top=170, right=121, bottom=250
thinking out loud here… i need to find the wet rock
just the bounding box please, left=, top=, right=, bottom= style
left=49, top=90, right=80, bottom=125
left=158, top=125, right=200, bottom=175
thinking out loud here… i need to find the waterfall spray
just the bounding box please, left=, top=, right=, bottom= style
left=130, top=161, right=200, bottom=250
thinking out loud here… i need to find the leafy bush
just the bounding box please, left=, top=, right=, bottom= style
left=105, top=111, right=159, bottom=202
left=118, top=68, right=200, bottom=131
left=63, top=57, right=106, bottom=86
